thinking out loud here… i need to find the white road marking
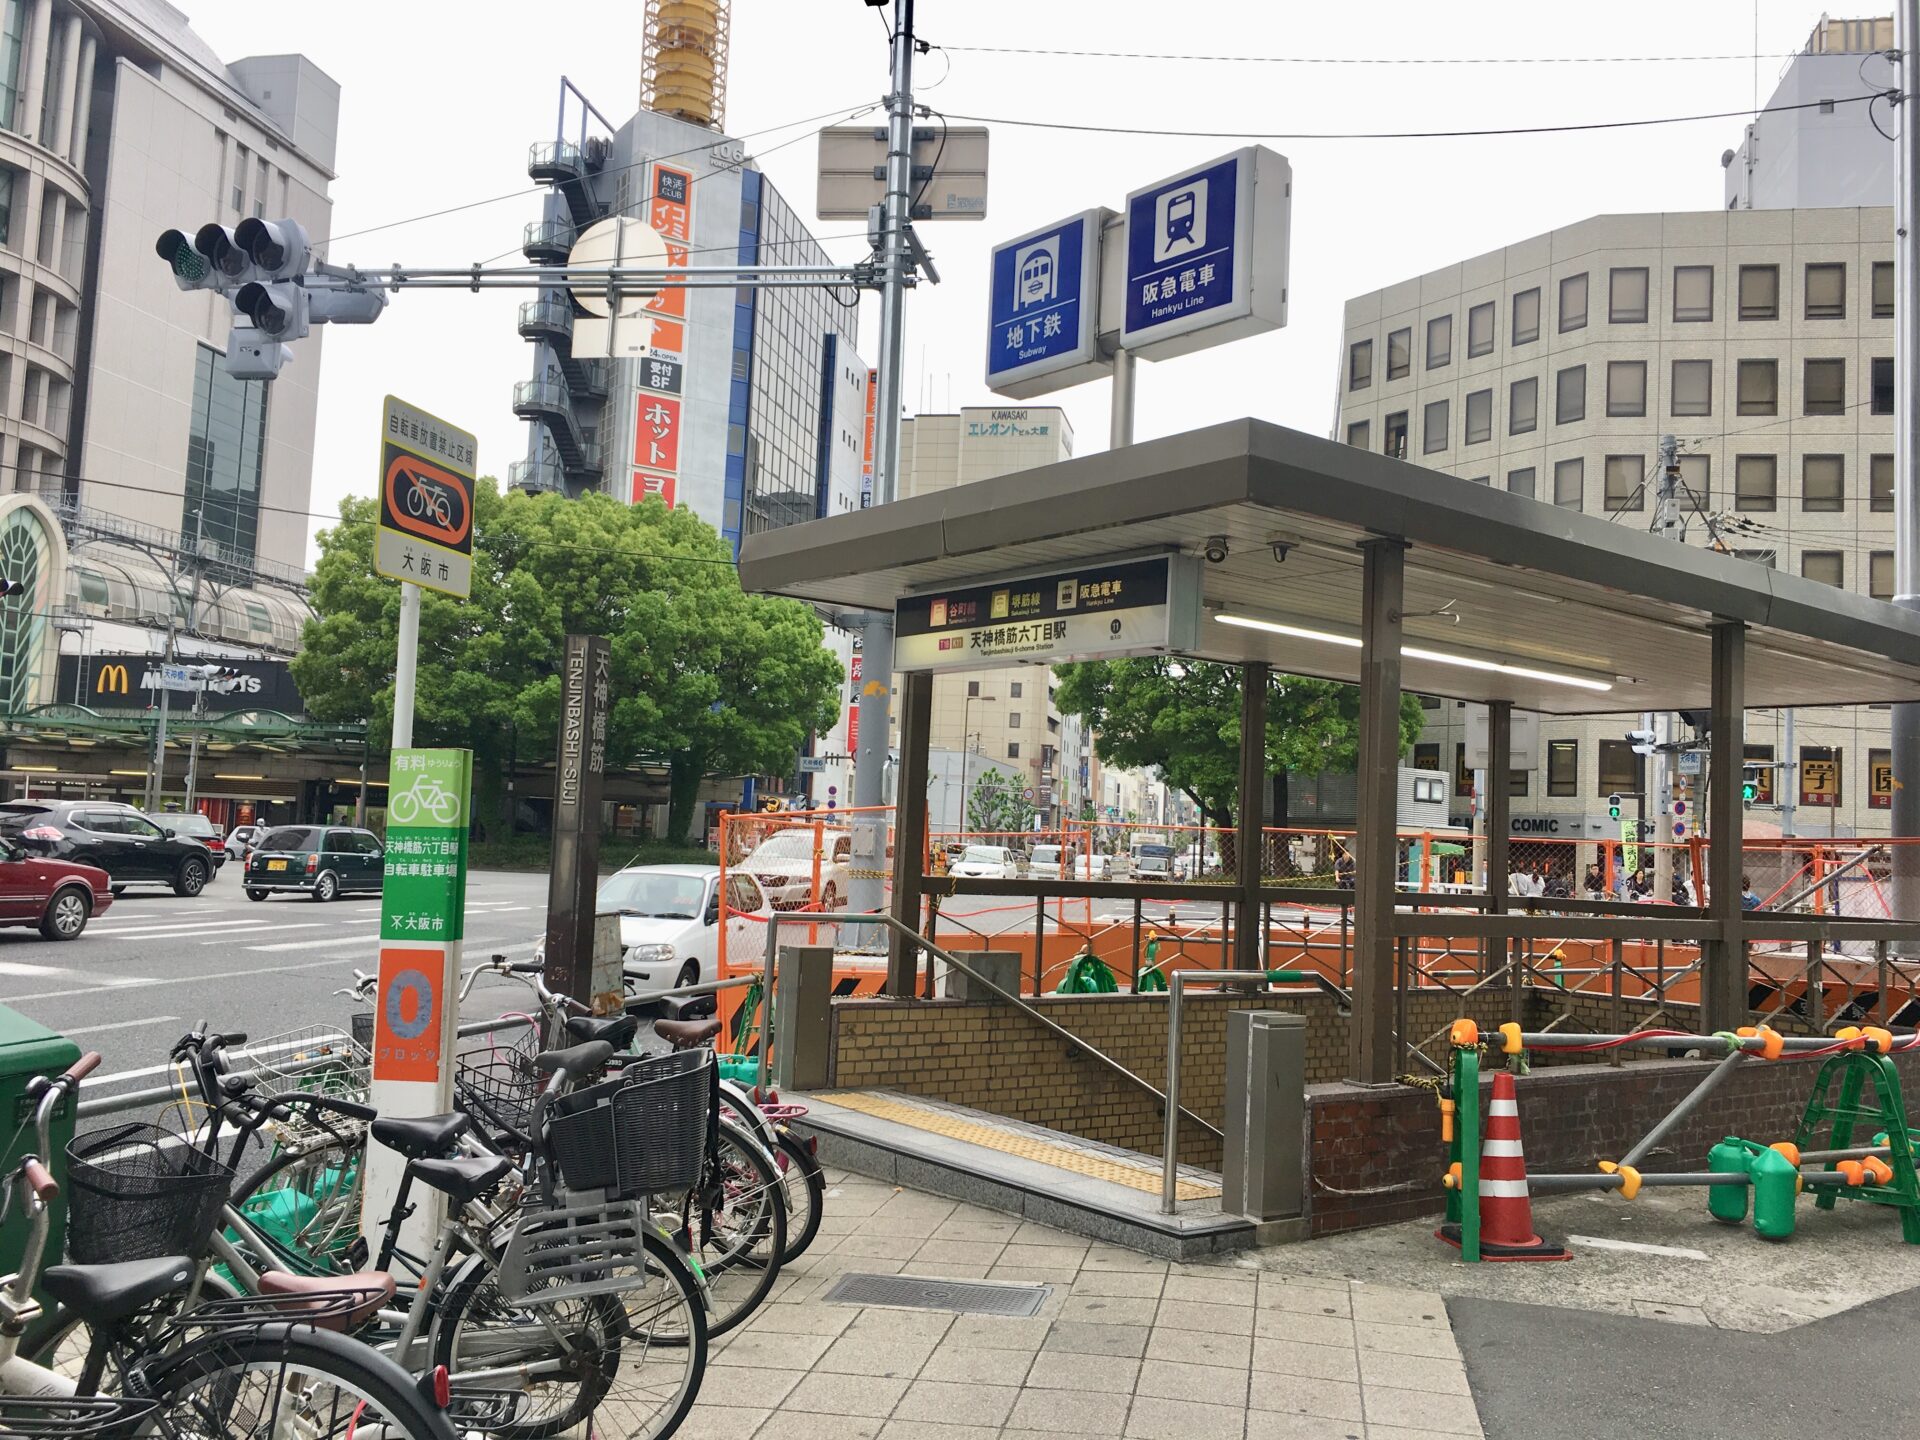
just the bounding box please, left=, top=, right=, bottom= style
left=1568, top=1235, right=1709, bottom=1261
left=61, top=1015, right=181, bottom=1037
left=246, top=931, right=531, bottom=955
left=199, top=924, right=328, bottom=943
left=88, top=920, right=278, bottom=940
left=0, top=960, right=152, bottom=985
left=2, top=955, right=397, bottom=1004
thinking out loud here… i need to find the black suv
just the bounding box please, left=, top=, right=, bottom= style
left=0, top=800, right=215, bottom=896
left=244, top=825, right=385, bottom=902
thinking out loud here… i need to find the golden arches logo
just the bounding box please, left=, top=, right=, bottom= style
left=95, top=664, right=129, bottom=696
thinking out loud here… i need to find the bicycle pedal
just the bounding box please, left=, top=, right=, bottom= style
left=344, top=1235, right=369, bottom=1270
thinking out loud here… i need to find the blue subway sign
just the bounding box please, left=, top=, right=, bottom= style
left=984, top=208, right=1112, bottom=400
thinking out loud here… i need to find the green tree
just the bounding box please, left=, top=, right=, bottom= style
left=1051, top=658, right=1428, bottom=826
left=293, top=483, right=842, bottom=841
left=966, top=768, right=1030, bottom=837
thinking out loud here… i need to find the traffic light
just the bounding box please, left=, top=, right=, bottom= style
left=1742, top=766, right=1761, bottom=808
left=1608, top=792, right=1622, bottom=820
left=1627, top=728, right=1658, bottom=757
left=0, top=577, right=26, bottom=598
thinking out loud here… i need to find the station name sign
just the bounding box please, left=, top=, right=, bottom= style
left=896, top=555, right=1201, bottom=673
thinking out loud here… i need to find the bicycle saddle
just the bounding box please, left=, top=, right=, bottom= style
left=410, top=1153, right=512, bottom=1204
left=370, top=1112, right=469, bottom=1159
left=256, top=1271, right=398, bottom=1332
left=654, top=1017, right=722, bottom=1048
left=566, top=1012, right=640, bottom=1048
left=533, top=1040, right=613, bottom=1076
left=43, top=1256, right=193, bottom=1325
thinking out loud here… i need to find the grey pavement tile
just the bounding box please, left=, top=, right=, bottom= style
left=1023, top=1348, right=1142, bottom=1392
left=1164, top=1272, right=1258, bottom=1307
left=872, top=1195, right=958, bottom=1222
left=905, top=1260, right=996, bottom=1279
left=1259, top=1270, right=1351, bottom=1291
left=1043, top=1319, right=1150, bottom=1358
left=1011, top=1220, right=1081, bottom=1244
left=1082, top=1244, right=1173, bottom=1273
left=1259, top=1282, right=1353, bottom=1318
left=1006, top=1387, right=1133, bottom=1435
left=1248, top=1372, right=1365, bottom=1423
left=1357, top=1351, right=1471, bottom=1398
left=987, top=1263, right=1082, bottom=1286
left=1145, top=1326, right=1253, bottom=1370
left=945, top=1313, right=1052, bottom=1350
left=1255, top=1335, right=1361, bottom=1383
left=1352, top=1322, right=1460, bottom=1361
left=753, top=1413, right=885, bottom=1440
left=930, top=1216, right=1022, bottom=1242
left=819, top=1193, right=890, bottom=1219
left=1001, top=1242, right=1091, bottom=1269
left=1125, top=1394, right=1245, bottom=1440
left=878, top=1422, right=1003, bottom=1440
left=1058, top=1293, right=1160, bottom=1327
left=814, top=1333, right=941, bottom=1379
left=710, top=1331, right=837, bottom=1371
left=1134, top=1356, right=1250, bottom=1407
left=1349, top=1287, right=1448, bottom=1330
left=1155, top=1297, right=1257, bottom=1335
left=782, top=1371, right=910, bottom=1419
left=1070, top=1269, right=1166, bottom=1299
left=918, top=1345, right=1037, bottom=1385
left=1366, top=1426, right=1480, bottom=1440
left=1254, top=1310, right=1356, bottom=1349
left=1245, top=1413, right=1366, bottom=1440
left=692, top=1364, right=805, bottom=1410
left=910, top=1239, right=1008, bottom=1268
left=845, top=1307, right=957, bottom=1342
left=835, top=1232, right=927, bottom=1260
left=890, top=1380, right=1020, bottom=1428
left=1361, top=1386, right=1483, bottom=1437
left=671, top=1406, right=772, bottom=1440
left=747, top=1305, right=856, bottom=1338
left=863, top=1210, right=963, bottom=1238
left=793, top=1253, right=908, bottom=1283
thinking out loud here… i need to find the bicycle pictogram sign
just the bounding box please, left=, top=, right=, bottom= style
left=389, top=770, right=465, bottom=827
left=381, top=447, right=471, bottom=549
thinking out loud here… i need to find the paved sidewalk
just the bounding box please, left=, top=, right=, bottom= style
left=684, top=1170, right=1485, bottom=1440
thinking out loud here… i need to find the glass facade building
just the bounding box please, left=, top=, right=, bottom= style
left=180, top=343, right=269, bottom=566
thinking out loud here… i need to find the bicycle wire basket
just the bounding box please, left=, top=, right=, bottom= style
left=0, top=1396, right=157, bottom=1438
left=65, top=1123, right=233, bottom=1264
left=546, top=1049, right=712, bottom=1200
left=234, top=1026, right=373, bottom=1125
left=454, top=1027, right=543, bottom=1140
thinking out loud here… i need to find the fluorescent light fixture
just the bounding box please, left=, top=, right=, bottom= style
left=109, top=769, right=146, bottom=777
left=213, top=773, right=266, bottom=781
left=340, top=777, right=389, bottom=787
left=1213, top=613, right=1612, bottom=693
left=14, top=765, right=58, bottom=773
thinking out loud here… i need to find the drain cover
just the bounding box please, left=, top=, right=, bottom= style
left=822, top=1272, right=1051, bottom=1317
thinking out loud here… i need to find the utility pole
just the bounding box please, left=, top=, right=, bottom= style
left=1891, top=0, right=1920, bottom=934
left=850, top=0, right=918, bottom=943
left=1649, top=434, right=1683, bottom=903
left=145, top=616, right=177, bottom=814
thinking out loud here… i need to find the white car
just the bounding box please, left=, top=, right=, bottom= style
left=533, top=863, right=770, bottom=997
left=741, top=828, right=851, bottom=911
left=225, top=823, right=264, bottom=862
left=1074, top=854, right=1113, bottom=881
left=1025, top=843, right=1076, bottom=877
left=950, top=844, right=1017, bottom=880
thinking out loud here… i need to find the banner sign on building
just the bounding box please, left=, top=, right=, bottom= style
left=631, top=473, right=678, bottom=508
left=629, top=162, right=692, bottom=511
left=860, top=368, right=877, bottom=508
left=846, top=652, right=861, bottom=754
left=645, top=163, right=693, bottom=356
left=896, top=554, right=1202, bottom=673
left=984, top=208, right=1112, bottom=400
left=1871, top=748, right=1893, bottom=810
left=635, top=393, right=682, bottom=473
left=1119, top=146, right=1291, bottom=362
left=63, top=654, right=302, bottom=714
left=373, top=395, right=477, bottom=600
left=1800, top=747, right=1841, bottom=808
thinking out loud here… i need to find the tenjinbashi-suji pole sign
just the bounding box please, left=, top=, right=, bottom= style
left=984, top=209, right=1112, bottom=399
left=895, top=555, right=1201, bottom=674
left=1121, top=147, right=1290, bottom=361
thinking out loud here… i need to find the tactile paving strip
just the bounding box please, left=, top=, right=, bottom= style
left=823, top=1089, right=1222, bottom=1200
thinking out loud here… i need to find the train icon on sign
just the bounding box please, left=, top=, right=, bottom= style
left=1153, top=178, right=1207, bottom=263
left=1013, top=241, right=1057, bottom=310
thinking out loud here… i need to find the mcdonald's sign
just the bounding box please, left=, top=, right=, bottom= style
left=60, top=654, right=303, bottom=714
left=95, top=664, right=129, bottom=697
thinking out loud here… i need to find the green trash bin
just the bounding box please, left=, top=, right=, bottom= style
left=0, top=1005, right=80, bottom=1294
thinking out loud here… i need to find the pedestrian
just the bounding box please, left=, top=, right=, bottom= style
left=1582, top=862, right=1604, bottom=899
left=1335, top=851, right=1355, bottom=889
left=1741, top=874, right=1763, bottom=911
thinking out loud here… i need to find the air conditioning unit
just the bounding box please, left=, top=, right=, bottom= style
left=584, top=136, right=611, bottom=169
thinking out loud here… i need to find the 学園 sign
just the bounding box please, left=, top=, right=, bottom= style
left=374, top=396, right=477, bottom=600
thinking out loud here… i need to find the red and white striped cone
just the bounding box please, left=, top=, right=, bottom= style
left=1438, top=1070, right=1572, bottom=1262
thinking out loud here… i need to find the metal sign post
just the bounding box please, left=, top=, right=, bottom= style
left=543, top=634, right=611, bottom=1020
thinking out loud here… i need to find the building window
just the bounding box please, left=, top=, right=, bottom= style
left=1736, top=359, right=1778, bottom=415
left=1007, top=742, right=1020, bottom=759
left=1608, top=266, right=1649, bottom=323
left=1872, top=356, right=1895, bottom=415
left=1734, top=549, right=1778, bottom=568
left=0, top=1, right=23, bottom=139
left=1467, top=301, right=1494, bottom=358
left=1803, top=357, right=1845, bottom=415
left=1512, top=287, right=1540, bottom=345
left=1384, top=411, right=1408, bottom=460
left=1678, top=453, right=1710, bottom=509
left=1604, top=454, right=1644, bottom=512
left=1555, top=364, right=1585, bottom=424
left=1007, top=712, right=1021, bottom=728
left=1802, top=454, right=1844, bottom=512
left=1805, top=262, right=1846, bottom=319
left=1671, top=358, right=1712, bottom=416
left=1801, top=551, right=1843, bottom=587
left=1672, top=265, right=1713, bottom=322
left=1509, top=769, right=1529, bottom=798
left=181, top=343, right=269, bottom=566
left=1744, top=743, right=1776, bottom=805
left=1738, top=264, right=1779, bottom=320
left=1547, top=739, right=1578, bottom=797
left=1507, top=466, right=1536, bottom=499
left=1348, top=339, right=1372, bottom=390
left=1558, top=272, right=1588, bottom=332
left=1413, top=742, right=1440, bottom=772
left=967, top=680, right=980, bottom=697
left=1873, top=453, right=1895, bottom=512
left=1735, top=454, right=1777, bottom=511
left=1553, top=456, right=1584, bottom=509
left=1426, top=314, right=1452, bottom=370
left=1386, top=328, right=1410, bottom=380
left=1874, top=260, right=1895, bottom=319
left=1423, top=398, right=1449, bottom=454
left=1872, top=551, right=1895, bottom=601
left=1009, top=682, right=1022, bottom=698
left=1345, top=419, right=1370, bottom=449
left=1598, top=740, right=1644, bottom=795
left=1464, top=389, right=1492, bottom=445
left=1606, top=360, right=1647, bottom=417
left=1508, top=376, right=1538, bottom=435
left=0, top=168, right=12, bottom=248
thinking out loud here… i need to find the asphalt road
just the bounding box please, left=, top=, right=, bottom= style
left=0, top=868, right=552, bottom=1096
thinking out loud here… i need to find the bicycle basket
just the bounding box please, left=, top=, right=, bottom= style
left=493, top=1197, right=653, bottom=1305
left=350, top=1011, right=375, bottom=1052
left=608, top=1048, right=713, bottom=1197
left=455, top=1031, right=542, bottom=1138
left=546, top=1075, right=624, bottom=1193
left=234, top=1025, right=373, bottom=1119
left=65, top=1123, right=233, bottom=1264
left=0, top=1395, right=156, bottom=1438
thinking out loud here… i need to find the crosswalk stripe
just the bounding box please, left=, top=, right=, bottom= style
left=63, top=1015, right=182, bottom=1037
left=0, top=960, right=153, bottom=985
left=245, top=930, right=531, bottom=954
left=88, top=920, right=278, bottom=939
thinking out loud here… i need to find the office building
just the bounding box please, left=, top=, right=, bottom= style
left=1725, top=15, right=1895, bottom=211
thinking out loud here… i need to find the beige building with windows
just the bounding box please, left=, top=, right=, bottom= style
left=1334, top=205, right=1897, bottom=834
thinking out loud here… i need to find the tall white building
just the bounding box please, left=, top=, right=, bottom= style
left=1725, top=15, right=1895, bottom=211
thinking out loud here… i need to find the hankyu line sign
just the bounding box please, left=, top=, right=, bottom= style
left=895, top=554, right=1202, bottom=673
left=984, top=208, right=1111, bottom=399
left=374, top=395, right=477, bottom=600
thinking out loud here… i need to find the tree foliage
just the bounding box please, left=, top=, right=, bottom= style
left=966, top=767, right=1031, bottom=837
left=1051, top=658, right=1429, bottom=823
left=292, top=483, right=842, bottom=840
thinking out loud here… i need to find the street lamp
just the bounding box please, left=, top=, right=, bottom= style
left=960, top=691, right=997, bottom=834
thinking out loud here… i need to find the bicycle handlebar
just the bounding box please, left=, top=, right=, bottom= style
left=20, top=1159, right=55, bottom=1203
left=63, top=1053, right=101, bottom=1084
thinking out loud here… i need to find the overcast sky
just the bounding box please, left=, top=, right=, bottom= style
left=175, top=0, right=1851, bottom=565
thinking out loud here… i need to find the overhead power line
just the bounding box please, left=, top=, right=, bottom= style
left=940, top=44, right=1809, bottom=66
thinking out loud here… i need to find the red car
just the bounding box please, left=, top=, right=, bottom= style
left=0, top=835, right=111, bottom=939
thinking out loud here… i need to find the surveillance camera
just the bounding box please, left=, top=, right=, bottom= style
left=1270, top=541, right=1292, bottom=564
left=1203, top=536, right=1230, bottom=565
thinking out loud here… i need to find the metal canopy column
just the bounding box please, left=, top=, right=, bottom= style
left=1350, top=539, right=1407, bottom=1084
left=1485, top=700, right=1512, bottom=996
left=1703, top=620, right=1747, bottom=1031
left=1237, top=661, right=1269, bottom=973
left=887, top=668, right=933, bottom=995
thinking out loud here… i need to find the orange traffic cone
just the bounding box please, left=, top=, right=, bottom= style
left=1438, top=1070, right=1572, bottom=1262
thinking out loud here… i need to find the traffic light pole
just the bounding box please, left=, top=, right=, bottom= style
left=1893, top=0, right=1920, bottom=937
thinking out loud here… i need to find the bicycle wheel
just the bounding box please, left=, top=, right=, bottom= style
left=680, top=1117, right=785, bottom=1338
left=773, top=1127, right=825, bottom=1264
left=134, top=1322, right=457, bottom=1439
left=431, top=1229, right=705, bottom=1440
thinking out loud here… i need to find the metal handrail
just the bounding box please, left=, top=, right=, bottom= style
left=1163, top=970, right=1274, bottom=1214
left=756, top=910, right=1222, bottom=1143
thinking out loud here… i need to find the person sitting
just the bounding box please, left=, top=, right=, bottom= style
left=1741, top=874, right=1763, bottom=911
